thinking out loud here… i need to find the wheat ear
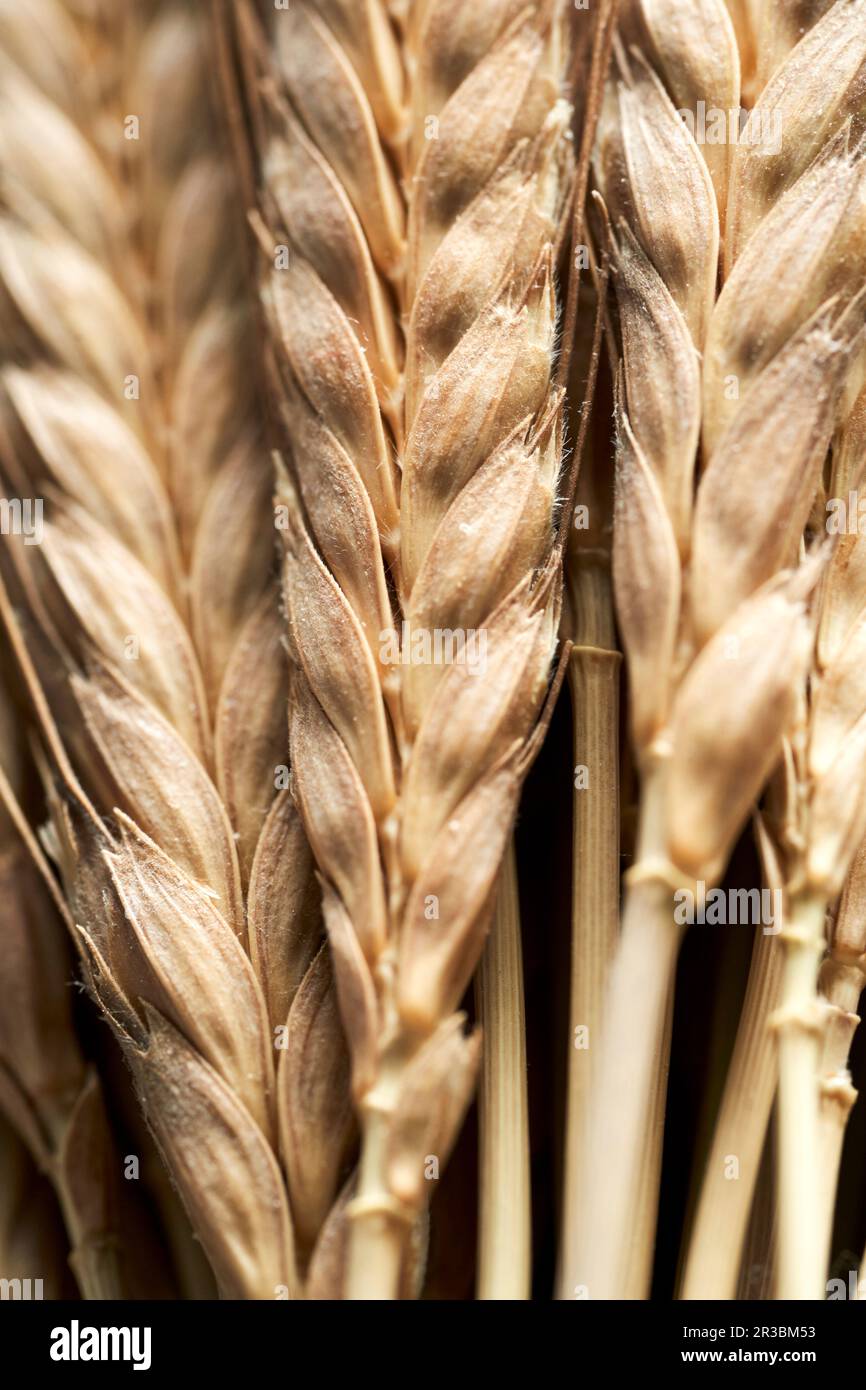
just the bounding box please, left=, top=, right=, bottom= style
left=758, top=376, right=866, bottom=1297
left=578, top=0, right=866, bottom=1298
left=0, top=674, right=150, bottom=1297
left=680, top=9, right=866, bottom=1298
left=683, top=363, right=866, bottom=1302
left=0, top=0, right=342, bottom=1298
left=691, top=8, right=866, bottom=1298
left=473, top=7, right=616, bottom=1299
left=236, top=0, right=580, bottom=1298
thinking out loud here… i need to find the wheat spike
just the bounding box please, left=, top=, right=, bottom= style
left=572, top=0, right=866, bottom=1300
left=0, top=671, right=157, bottom=1298
left=683, top=2, right=866, bottom=1301
left=234, top=0, right=579, bottom=1298
left=756, top=389, right=866, bottom=1294
left=0, top=0, right=345, bottom=1298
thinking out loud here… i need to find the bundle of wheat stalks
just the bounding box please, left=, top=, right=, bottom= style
left=2, top=0, right=866, bottom=1304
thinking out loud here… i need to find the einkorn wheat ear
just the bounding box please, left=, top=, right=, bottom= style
left=572, top=0, right=866, bottom=1300
left=234, top=0, right=585, bottom=1298
left=0, top=0, right=346, bottom=1298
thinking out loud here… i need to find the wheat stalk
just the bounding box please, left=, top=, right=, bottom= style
left=0, top=1110, right=76, bottom=1300
left=532, top=11, right=622, bottom=1304
left=557, top=334, right=622, bottom=1300
left=815, top=844, right=866, bottom=1268
left=736, top=1138, right=775, bottom=1298
left=474, top=840, right=531, bottom=1299
left=680, top=814, right=785, bottom=1298
left=233, top=0, right=594, bottom=1298
left=577, top=0, right=866, bottom=1299
left=0, top=0, right=346, bottom=1299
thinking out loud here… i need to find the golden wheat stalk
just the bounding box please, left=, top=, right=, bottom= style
left=576, top=0, right=866, bottom=1299
left=234, top=0, right=586, bottom=1298
left=816, top=846, right=866, bottom=1266
left=0, top=0, right=344, bottom=1298
left=547, top=0, right=624, bottom=1293
left=680, top=813, right=784, bottom=1298
left=474, top=842, right=531, bottom=1299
